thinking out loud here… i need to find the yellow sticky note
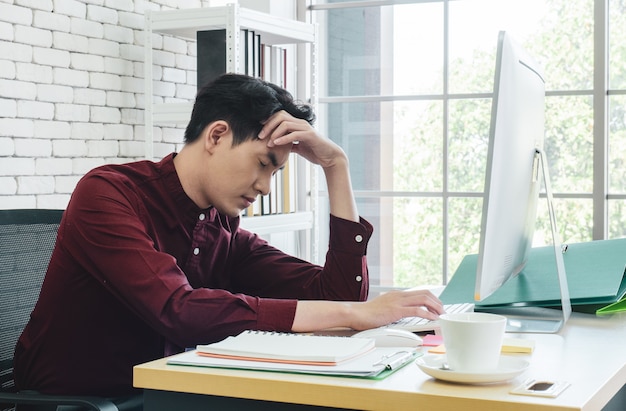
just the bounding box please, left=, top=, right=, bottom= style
left=428, top=344, right=446, bottom=354
left=427, top=337, right=535, bottom=354
left=502, top=337, right=535, bottom=353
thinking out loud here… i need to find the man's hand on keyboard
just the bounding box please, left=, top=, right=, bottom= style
left=348, top=289, right=445, bottom=331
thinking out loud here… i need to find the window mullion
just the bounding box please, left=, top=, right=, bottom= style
left=593, top=0, right=609, bottom=239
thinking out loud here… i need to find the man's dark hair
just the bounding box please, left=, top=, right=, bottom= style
left=184, top=73, right=315, bottom=145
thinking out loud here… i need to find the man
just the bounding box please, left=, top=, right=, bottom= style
left=14, top=74, right=443, bottom=398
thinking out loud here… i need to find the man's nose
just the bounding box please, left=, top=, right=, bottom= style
left=254, top=176, right=272, bottom=196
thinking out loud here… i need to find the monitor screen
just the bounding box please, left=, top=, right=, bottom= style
left=474, top=31, right=546, bottom=302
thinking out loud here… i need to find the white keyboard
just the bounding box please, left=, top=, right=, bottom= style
left=383, top=302, right=475, bottom=333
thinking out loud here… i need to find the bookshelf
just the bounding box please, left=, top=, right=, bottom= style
left=143, top=4, right=319, bottom=261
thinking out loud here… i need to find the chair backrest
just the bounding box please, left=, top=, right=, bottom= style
left=0, top=209, right=64, bottom=394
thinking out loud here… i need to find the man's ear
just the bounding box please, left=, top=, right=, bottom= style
left=203, top=120, right=231, bottom=153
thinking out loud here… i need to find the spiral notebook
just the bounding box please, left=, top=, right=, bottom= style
left=195, top=330, right=376, bottom=365
left=168, top=346, right=420, bottom=379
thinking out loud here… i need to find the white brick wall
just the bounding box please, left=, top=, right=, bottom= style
left=0, top=2, right=166, bottom=207
left=0, top=0, right=290, bottom=210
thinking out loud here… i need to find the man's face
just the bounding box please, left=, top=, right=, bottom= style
left=204, top=135, right=291, bottom=217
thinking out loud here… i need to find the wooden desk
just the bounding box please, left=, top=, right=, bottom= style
left=134, top=312, right=626, bottom=411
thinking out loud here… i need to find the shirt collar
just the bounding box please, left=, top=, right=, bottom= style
left=158, top=153, right=213, bottom=217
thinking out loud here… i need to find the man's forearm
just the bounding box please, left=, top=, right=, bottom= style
left=291, top=300, right=356, bottom=332
left=323, top=155, right=359, bottom=222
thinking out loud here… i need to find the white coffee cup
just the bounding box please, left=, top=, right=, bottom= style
left=438, top=312, right=507, bottom=372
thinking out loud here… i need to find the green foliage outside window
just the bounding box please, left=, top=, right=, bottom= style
left=390, top=0, right=626, bottom=288
left=319, top=0, right=626, bottom=289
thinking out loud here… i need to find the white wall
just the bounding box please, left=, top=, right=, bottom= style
left=0, top=0, right=296, bottom=210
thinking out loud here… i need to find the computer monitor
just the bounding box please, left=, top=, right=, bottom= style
left=475, top=31, right=544, bottom=301
left=474, top=31, right=571, bottom=333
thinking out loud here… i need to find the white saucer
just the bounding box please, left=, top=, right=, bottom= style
left=416, top=354, right=529, bottom=384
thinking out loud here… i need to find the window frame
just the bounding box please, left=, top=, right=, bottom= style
left=308, top=0, right=624, bottom=292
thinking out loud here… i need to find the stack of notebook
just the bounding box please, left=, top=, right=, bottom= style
left=440, top=238, right=626, bottom=315
left=167, top=330, right=420, bottom=379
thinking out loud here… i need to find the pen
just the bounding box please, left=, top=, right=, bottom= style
left=373, top=351, right=414, bottom=370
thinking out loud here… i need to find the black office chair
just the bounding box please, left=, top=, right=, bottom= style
left=0, top=209, right=142, bottom=411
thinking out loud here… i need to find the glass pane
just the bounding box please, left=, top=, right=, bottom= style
left=393, top=100, right=443, bottom=191
left=609, top=200, right=626, bottom=238
left=531, top=1, right=594, bottom=91
left=609, top=0, right=626, bottom=89
left=322, top=101, right=384, bottom=191
left=322, top=6, right=382, bottom=97
left=392, top=197, right=443, bottom=287
left=449, top=0, right=545, bottom=94
left=322, top=101, right=444, bottom=192
left=348, top=197, right=444, bottom=289
left=447, top=98, right=491, bottom=192
left=544, top=95, right=593, bottom=193
left=447, top=197, right=483, bottom=281
left=393, top=3, right=444, bottom=95
left=320, top=3, right=444, bottom=97
left=535, top=198, right=593, bottom=245
left=450, top=0, right=593, bottom=93
left=609, top=95, right=626, bottom=193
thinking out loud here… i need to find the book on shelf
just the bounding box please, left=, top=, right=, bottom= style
left=253, top=32, right=262, bottom=77
left=261, top=44, right=271, bottom=80
left=196, top=28, right=297, bottom=219
left=195, top=330, right=375, bottom=365
left=196, top=29, right=226, bottom=89
left=197, top=28, right=290, bottom=94
left=243, top=29, right=255, bottom=76
left=197, top=29, right=271, bottom=84
left=275, top=168, right=283, bottom=214
left=269, top=45, right=286, bottom=88
left=282, top=47, right=288, bottom=88
left=261, top=192, right=271, bottom=215
left=270, top=174, right=278, bottom=214
left=283, top=153, right=297, bottom=213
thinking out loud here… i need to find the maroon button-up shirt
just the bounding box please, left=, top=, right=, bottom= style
left=14, top=153, right=372, bottom=396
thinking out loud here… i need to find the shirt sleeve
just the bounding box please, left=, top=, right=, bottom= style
left=229, top=214, right=373, bottom=303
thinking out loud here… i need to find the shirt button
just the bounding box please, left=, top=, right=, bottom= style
left=355, top=275, right=362, bottom=282
left=199, top=213, right=206, bottom=221
left=354, top=235, right=363, bottom=243
left=193, top=247, right=200, bottom=255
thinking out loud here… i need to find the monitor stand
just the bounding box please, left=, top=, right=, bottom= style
left=476, top=149, right=572, bottom=333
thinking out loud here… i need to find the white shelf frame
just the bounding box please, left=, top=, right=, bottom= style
left=144, top=4, right=317, bottom=142
left=239, top=211, right=314, bottom=235
left=143, top=4, right=318, bottom=260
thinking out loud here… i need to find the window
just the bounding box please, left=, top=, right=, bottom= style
left=309, top=0, right=626, bottom=292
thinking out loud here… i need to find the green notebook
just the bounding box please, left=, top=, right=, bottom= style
left=440, top=238, right=626, bottom=314
left=596, top=296, right=626, bottom=316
